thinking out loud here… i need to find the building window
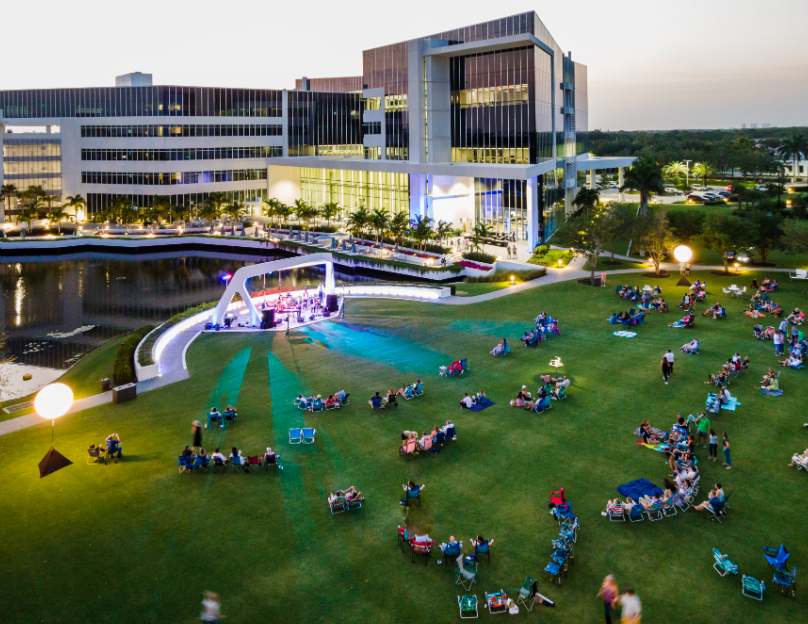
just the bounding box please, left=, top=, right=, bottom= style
left=80, top=169, right=267, bottom=186
left=301, top=168, right=409, bottom=215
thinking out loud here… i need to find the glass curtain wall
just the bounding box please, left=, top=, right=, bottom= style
left=474, top=178, right=527, bottom=239
left=0, top=88, right=283, bottom=118
left=80, top=124, right=282, bottom=137
left=3, top=139, right=62, bottom=199
left=287, top=92, right=363, bottom=157
left=540, top=170, right=564, bottom=243
left=81, top=147, right=281, bottom=161
left=574, top=62, right=589, bottom=156
left=81, top=169, right=267, bottom=186
left=300, top=168, right=409, bottom=215
left=362, top=43, right=409, bottom=160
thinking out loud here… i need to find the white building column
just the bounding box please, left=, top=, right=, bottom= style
left=325, top=261, right=335, bottom=294
left=618, top=167, right=625, bottom=202
left=526, top=176, right=539, bottom=250
left=589, top=170, right=595, bottom=190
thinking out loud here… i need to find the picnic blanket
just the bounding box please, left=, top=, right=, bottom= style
left=633, top=425, right=665, bottom=438
left=761, top=388, right=784, bottom=397
left=468, top=398, right=495, bottom=412
left=616, top=478, right=663, bottom=500
left=635, top=441, right=671, bottom=453
left=613, top=331, right=637, bottom=338
left=722, top=397, right=742, bottom=411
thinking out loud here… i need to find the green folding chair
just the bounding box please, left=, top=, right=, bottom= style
left=742, top=575, right=766, bottom=601
left=515, top=576, right=536, bottom=612
left=456, top=560, right=479, bottom=591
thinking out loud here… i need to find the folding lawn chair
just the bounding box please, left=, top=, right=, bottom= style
left=713, top=549, right=739, bottom=577
left=456, top=559, right=478, bottom=590
left=246, top=455, right=262, bottom=473
left=230, top=455, right=244, bottom=473
left=558, top=517, right=578, bottom=543
left=178, top=455, right=194, bottom=474
left=399, top=438, right=418, bottom=459
left=411, top=540, right=431, bottom=565
left=742, top=575, right=766, bottom=600
left=415, top=382, right=424, bottom=396
left=302, top=428, right=316, bottom=444
left=544, top=556, right=567, bottom=585
left=310, top=399, right=324, bottom=412
left=212, top=457, right=226, bottom=474
left=289, top=428, right=302, bottom=444
left=370, top=396, right=384, bottom=411
left=607, top=503, right=625, bottom=522
left=628, top=504, right=645, bottom=522
left=348, top=495, right=364, bottom=511
left=484, top=591, right=508, bottom=615
left=515, top=576, right=536, bottom=612
left=457, top=595, right=478, bottom=619
left=553, top=503, right=575, bottom=526
left=264, top=453, right=283, bottom=473
left=330, top=497, right=347, bottom=514
left=474, top=540, right=491, bottom=563
left=646, top=500, right=664, bottom=521
left=772, top=566, right=797, bottom=599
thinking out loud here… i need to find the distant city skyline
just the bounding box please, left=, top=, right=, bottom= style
left=1, top=0, right=806, bottom=131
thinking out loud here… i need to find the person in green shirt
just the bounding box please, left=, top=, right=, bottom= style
left=695, top=413, right=711, bottom=449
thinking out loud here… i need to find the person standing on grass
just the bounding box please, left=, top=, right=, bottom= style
left=695, top=413, right=710, bottom=449
left=664, top=349, right=675, bottom=375
left=597, top=575, right=619, bottom=624
left=601, top=270, right=607, bottom=287
left=661, top=355, right=671, bottom=385
left=708, top=427, right=719, bottom=461
left=201, top=591, right=224, bottom=622
left=722, top=432, right=732, bottom=470
left=619, top=588, right=642, bottom=624
left=192, top=420, right=203, bottom=453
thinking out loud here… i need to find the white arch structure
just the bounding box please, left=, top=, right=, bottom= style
left=211, top=253, right=335, bottom=327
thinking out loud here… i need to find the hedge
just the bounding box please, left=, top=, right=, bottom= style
left=464, top=268, right=545, bottom=283
left=462, top=251, right=496, bottom=264
left=114, top=325, right=155, bottom=385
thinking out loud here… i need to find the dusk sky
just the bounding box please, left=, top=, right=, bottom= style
left=3, top=0, right=806, bottom=131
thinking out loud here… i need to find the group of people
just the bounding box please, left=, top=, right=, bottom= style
left=702, top=301, right=726, bottom=319
left=751, top=276, right=779, bottom=292
left=640, top=295, right=668, bottom=313
left=668, top=312, right=695, bottom=328
left=400, top=421, right=456, bottom=453
left=754, top=368, right=781, bottom=393
left=87, top=433, right=122, bottom=462
left=296, top=388, right=350, bottom=411
left=180, top=445, right=281, bottom=472
left=609, top=310, right=645, bottom=325
left=206, top=405, right=237, bottom=429
left=749, top=294, right=783, bottom=317
left=328, top=486, right=363, bottom=506
left=616, top=284, right=661, bottom=302
left=458, top=391, right=488, bottom=409
left=371, top=380, right=423, bottom=407
left=509, top=377, right=570, bottom=409
left=704, top=352, right=749, bottom=386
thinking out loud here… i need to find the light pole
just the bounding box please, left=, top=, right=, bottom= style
left=35, top=383, right=74, bottom=478
left=683, top=160, right=692, bottom=188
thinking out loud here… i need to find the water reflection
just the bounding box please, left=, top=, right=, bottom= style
left=0, top=252, right=366, bottom=369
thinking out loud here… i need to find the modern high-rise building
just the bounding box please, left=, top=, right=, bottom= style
left=0, top=12, right=632, bottom=247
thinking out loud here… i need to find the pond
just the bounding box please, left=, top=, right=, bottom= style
left=0, top=251, right=366, bottom=370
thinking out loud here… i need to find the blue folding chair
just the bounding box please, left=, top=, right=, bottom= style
left=310, top=399, right=324, bottom=412
left=553, top=503, right=575, bottom=526
left=289, top=428, right=302, bottom=444
left=370, top=396, right=384, bottom=411
left=415, top=382, right=424, bottom=396
left=178, top=456, right=195, bottom=473
left=628, top=504, right=645, bottom=522
left=474, top=540, right=491, bottom=562
left=302, top=427, right=316, bottom=444
left=207, top=410, right=222, bottom=430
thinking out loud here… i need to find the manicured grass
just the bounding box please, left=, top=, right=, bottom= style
left=528, top=249, right=574, bottom=268
left=0, top=336, right=127, bottom=422
left=454, top=282, right=516, bottom=296
left=583, top=258, right=648, bottom=272
left=2, top=271, right=807, bottom=623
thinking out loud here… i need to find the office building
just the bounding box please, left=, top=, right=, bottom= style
left=0, top=12, right=632, bottom=247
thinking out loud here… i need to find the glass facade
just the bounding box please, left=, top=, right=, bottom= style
left=86, top=189, right=268, bottom=217
left=474, top=178, right=528, bottom=239
left=449, top=46, right=553, bottom=165
left=80, top=124, right=282, bottom=138
left=362, top=43, right=409, bottom=160
left=294, top=77, right=363, bottom=93
left=81, top=169, right=267, bottom=186
left=540, top=170, right=565, bottom=243
left=301, top=168, right=409, bottom=215
left=287, top=91, right=363, bottom=157
left=3, top=138, right=62, bottom=197
left=81, top=147, right=281, bottom=161
left=0, top=87, right=283, bottom=118
left=573, top=62, right=589, bottom=156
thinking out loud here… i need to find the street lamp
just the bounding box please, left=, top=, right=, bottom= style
left=673, top=245, right=693, bottom=286
left=683, top=160, right=692, bottom=188
left=35, top=383, right=74, bottom=478
left=549, top=357, right=564, bottom=375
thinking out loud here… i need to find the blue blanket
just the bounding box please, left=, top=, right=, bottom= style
left=468, top=398, right=495, bottom=412
left=616, top=478, right=663, bottom=499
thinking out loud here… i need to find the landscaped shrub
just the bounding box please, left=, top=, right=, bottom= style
left=114, top=325, right=154, bottom=385
left=461, top=251, right=496, bottom=264
left=464, top=268, right=545, bottom=283
left=458, top=260, right=493, bottom=271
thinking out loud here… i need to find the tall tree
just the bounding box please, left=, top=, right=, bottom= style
left=695, top=213, right=754, bottom=274
left=620, top=157, right=665, bottom=215
left=319, top=202, right=340, bottom=228
left=0, top=184, right=18, bottom=220
left=201, top=192, right=228, bottom=224
left=633, top=208, right=676, bottom=277
left=553, top=210, right=610, bottom=284
left=292, top=199, right=310, bottom=229
left=782, top=219, right=808, bottom=255
left=388, top=211, right=410, bottom=247
left=151, top=195, right=173, bottom=231
left=571, top=187, right=600, bottom=218
left=777, top=133, right=807, bottom=183
left=368, top=208, right=390, bottom=243
left=662, top=161, right=688, bottom=185
left=412, top=215, right=435, bottom=251
left=435, top=220, right=454, bottom=247
left=601, top=202, right=636, bottom=261
left=746, top=209, right=785, bottom=264
left=346, top=205, right=370, bottom=239
left=46, top=208, right=74, bottom=234
left=692, top=162, right=715, bottom=186
left=62, top=194, right=86, bottom=221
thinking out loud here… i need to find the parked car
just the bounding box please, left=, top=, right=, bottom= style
left=703, top=193, right=721, bottom=201
left=753, top=184, right=768, bottom=191
left=691, top=184, right=709, bottom=191
left=687, top=194, right=705, bottom=202
left=665, top=187, right=683, bottom=196
left=586, top=183, right=602, bottom=190
left=717, top=191, right=731, bottom=198
left=606, top=182, right=619, bottom=189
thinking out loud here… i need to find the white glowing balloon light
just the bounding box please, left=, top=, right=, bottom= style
left=673, top=245, right=693, bottom=263
left=34, top=383, right=74, bottom=420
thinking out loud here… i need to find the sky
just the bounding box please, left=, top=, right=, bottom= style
left=2, top=0, right=807, bottom=131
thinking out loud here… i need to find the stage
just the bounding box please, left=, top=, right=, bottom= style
left=208, top=291, right=341, bottom=333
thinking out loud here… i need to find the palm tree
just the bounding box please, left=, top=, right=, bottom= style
left=151, top=195, right=173, bottom=231
left=319, top=202, right=340, bottom=228
left=469, top=222, right=492, bottom=252
left=201, top=192, right=228, bottom=225
left=62, top=194, right=86, bottom=222
left=263, top=198, right=280, bottom=227
left=274, top=203, right=293, bottom=229
left=411, top=215, right=435, bottom=251
left=346, top=205, right=370, bottom=240
left=223, top=201, right=246, bottom=233
left=47, top=208, right=74, bottom=234
left=15, top=206, right=39, bottom=234
left=388, top=211, right=410, bottom=247
left=692, top=162, right=715, bottom=186
left=1, top=184, right=18, bottom=221
left=777, top=133, right=807, bottom=183
left=620, top=157, right=666, bottom=216
left=368, top=208, right=390, bottom=243
left=292, top=199, right=311, bottom=230
left=435, top=220, right=454, bottom=247
left=172, top=203, right=191, bottom=229
left=572, top=186, right=600, bottom=217
left=662, top=161, right=688, bottom=185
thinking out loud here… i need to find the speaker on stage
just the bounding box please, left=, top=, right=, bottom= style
left=326, top=294, right=339, bottom=312
left=261, top=309, right=275, bottom=329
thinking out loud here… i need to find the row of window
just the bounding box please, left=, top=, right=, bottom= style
left=86, top=190, right=269, bottom=215
left=81, top=169, right=268, bottom=186
left=80, top=147, right=282, bottom=162
left=80, top=124, right=282, bottom=138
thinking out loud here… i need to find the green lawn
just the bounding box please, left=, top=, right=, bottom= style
left=454, top=282, right=516, bottom=296
left=0, top=336, right=127, bottom=422
left=1, top=271, right=806, bottom=623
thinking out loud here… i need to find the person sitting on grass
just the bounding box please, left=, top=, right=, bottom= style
left=441, top=420, right=457, bottom=440
left=681, top=338, right=700, bottom=354
left=745, top=303, right=766, bottom=318
left=769, top=278, right=779, bottom=291
left=469, top=535, right=494, bottom=559
left=551, top=376, right=570, bottom=399
left=639, top=420, right=663, bottom=445
left=368, top=391, right=383, bottom=407
left=459, top=393, right=474, bottom=409
left=475, top=390, right=488, bottom=402
left=88, top=443, right=104, bottom=461
left=385, top=389, right=398, bottom=407
left=703, top=301, right=723, bottom=318
left=229, top=446, right=242, bottom=462
left=789, top=448, right=808, bottom=469
left=105, top=433, right=122, bottom=459
left=328, top=489, right=347, bottom=504
left=779, top=353, right=803, bottom=368
left=490, top=338, right=509, bottom=356
left=679, top=293, right=692, bottom=310
left=210, top=448, right=227, bottom=465
left=787, top=308, right=805, bottom=325
left=335, top=387, right=348, bottom=403
left=194, top=448, right=209, bottom=470
left=757, top=368, right=778, bottom=387
left=223, top=404, right=237, bottom=422
left=325, top=394, right=338, bottom=409
left=437, top=536, right=463, bottom=565
left=692, top=489, right=724, bottom=514
left=400, top=481, right=425, bottom=506
left=510, top=386, right=531, bottom=407
left=768, top=302, right=784, bottom=317
left=396, top=382, right=416, bottom=397
left=705, top=367, right=729, bottom=386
